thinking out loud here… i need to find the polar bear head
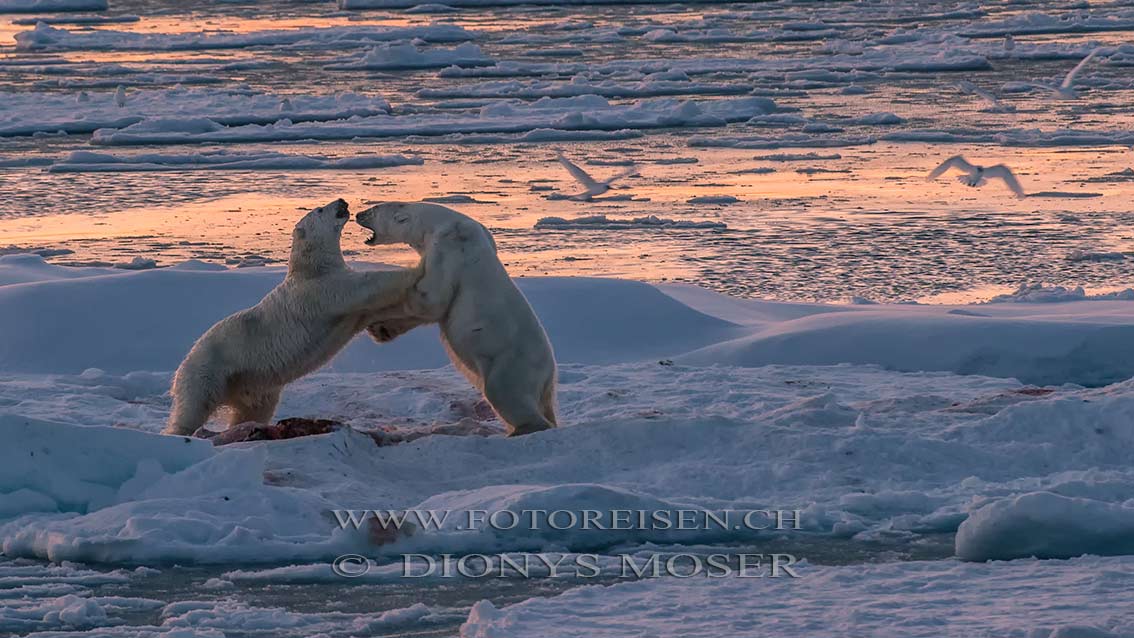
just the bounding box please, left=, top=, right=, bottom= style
left=288, top=198, right=350, bottom=277
left=356, top=201, right=496, bottom=254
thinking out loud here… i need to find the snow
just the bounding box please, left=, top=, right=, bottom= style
left=88, top=96, right=778, bottom=146
left=686, top=195, right=739, bottom=205
left=325, top=42, right=494, bottom=70
left=534, top=215, right=726, bottom=229
left=14, top=22, right=476, bottom=52
left=0, top=88, right=391, bottom=137
left=0, top=0, right=105, bottom=12
left=46, top=150, right=424, bottom=172
left=457, top=555, right=1134, bottom=638
left=416, top=76, right=749, bottom=99
left=341, top=0, right=758, bottom=7
left=2, top=254, right=1134, bottom=572
left=11, top=14, right=137, bottom=25
left=957, top=491, right=1134, bottom=561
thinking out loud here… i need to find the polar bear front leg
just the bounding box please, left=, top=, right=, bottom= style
left=339, top=266, right=423, bottom=316
left=404, top=232, right=462, bottom=321
left=365, top=315, right=430, bottom=343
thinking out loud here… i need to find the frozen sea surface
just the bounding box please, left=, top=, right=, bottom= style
left=3, top=256, right=1134, bottom=636
left=2, top=0, right=1134, bottom=301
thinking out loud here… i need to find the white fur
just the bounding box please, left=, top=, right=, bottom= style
left=357, top=201, right=558, bottom=436
left=164, top=199, right=420, bottom=436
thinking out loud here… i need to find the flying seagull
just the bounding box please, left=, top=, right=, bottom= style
left=927, top=155, right=1026, bottom=198
left=955, top=80, right=1014, bottom=113
left=1028, top=47, right=1102, bottom=100
left=555, top=151, right=638, bottom=200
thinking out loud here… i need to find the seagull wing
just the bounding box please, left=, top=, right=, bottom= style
left=983, top=164, right=1026, bottom=198
left=928, top=155, right=976, bottom=180
left=557, top=153, right=601, bottom=193
left=603, top=164, right=639, bottom=186
left=957, top=81, right=1003, bottom=109
left=1061, top=48, right=1100, bottom=90
left=1020, top=81, right=1062, bottom=97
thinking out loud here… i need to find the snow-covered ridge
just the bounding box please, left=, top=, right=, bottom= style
left=325, top=42, right=495, bottom=70
left=87, top=96, right=778, bottom=146
left=534, top=214, right=726, bottom=229
left=14, top=22, right=476, bottom=52
left=0, top=88, right=391, bottom=138
left=45, top=150, right=424, bottom=172
left=0, top=255, right=1132, bottom=598
left=0, top=0, right=105, bottom=12
left=458, top=555, right=1134, bottom=637
left=415, top=76, right=750, bottom=99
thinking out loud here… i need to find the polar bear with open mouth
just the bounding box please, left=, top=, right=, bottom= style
left=356, top=201, right=558, bottom=437
left=164, top=199, right=421, bottom=436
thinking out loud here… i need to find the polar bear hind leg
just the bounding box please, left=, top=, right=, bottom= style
left=540, top=377, right=558, bottom=427
left=165, top=364, right=226, bottom=435
left=229, top=386, right=282, bottom=426
left=483, top=363, right=556, bottom=437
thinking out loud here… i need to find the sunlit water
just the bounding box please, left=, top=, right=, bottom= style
left=3, top=1, right=1134, bottom=301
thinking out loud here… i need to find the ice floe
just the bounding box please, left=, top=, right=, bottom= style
left=15, top=22, right=476, bottom=52
left=0, top=0, right=104, bottom=12
left=88, top=96, right=778, bottom=146
left=0, top=88, right=391, bottom=137
left=534, top=215, right=727, bottom=230
left=458, top=555, right=1134, bottom=638
left=325, top=42, right=494, bottom=70
left=45, top=150, right=424, bottom=172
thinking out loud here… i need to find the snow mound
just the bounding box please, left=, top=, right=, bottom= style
left=326, top=42, right=493, bottom=70
left=88, top=96, right=778, bottom=146
left=0, top=0, right=104, bottom=12
left=676, top=308, right=1134, bottom=387
left=417, top=77, right=748, bottom=100
left=15, top=22, right=475, bottom=52
left=457, top=555, right=1134, bottom=638
left=956, top=492, right=1134, bottom=561
left=0, top=414, right=213, bottom=517
left=0, top=88, right=391, bottom=138
left=47, top=150, right=424, bottom=172
left=0, top=259, right=741, bottom=373
left=0, top=421, right=362, bottom=564
left=534, top=215, right=726, bottom=230
left=987, top=283, right=1134, bottom=303
left=686, top=195, right=739, bottom=205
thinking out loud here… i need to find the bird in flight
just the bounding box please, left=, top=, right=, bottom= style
left=927, top=155, right=1026, bottom=198
left=555, top=151, right=638, bottom=200
left=955, top=80, right=1015, bottom=113
left=1027, top=47, right=1102, bottom=100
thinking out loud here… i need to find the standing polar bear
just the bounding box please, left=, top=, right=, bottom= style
left=356, top=201, right=558, bottom=437
left=165, top=199, right=421, bottom=436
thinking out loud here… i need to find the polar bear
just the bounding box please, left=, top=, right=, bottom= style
left=164, top=199, right=421, bottom=436
left=356, top=201, right=558, bottom=437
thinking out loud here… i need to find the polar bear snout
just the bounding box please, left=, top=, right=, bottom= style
left=356, top=204, right=399, bottom=246
left=325, top=198, right=350, bottom=220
